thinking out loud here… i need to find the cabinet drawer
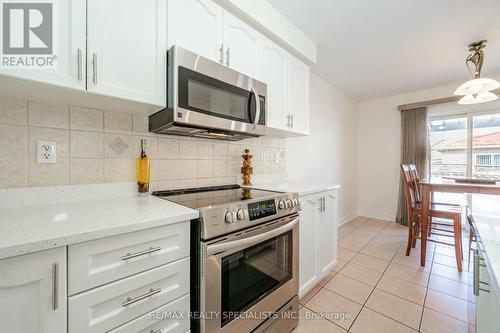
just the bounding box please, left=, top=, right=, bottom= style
left=68, top=222, right=189, bottom=294
left=108, top=293, right=189, bottom=333
left=69, top=258, right=189, bottom=333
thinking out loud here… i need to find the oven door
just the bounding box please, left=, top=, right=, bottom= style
left=170, top=46, right=267, bottom=136
left=201, top=215, right=299, bottom=333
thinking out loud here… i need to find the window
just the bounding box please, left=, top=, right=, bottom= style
left=429, top=117, right=467, bottom=178
left=494, top=154, right=500, bottom=166
left=475, top=154, right=492, bottom=166
left=429, top=111, right=500, bottom=180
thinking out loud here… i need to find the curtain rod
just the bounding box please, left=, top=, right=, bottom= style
left=397, top=88, right=500, bottom=111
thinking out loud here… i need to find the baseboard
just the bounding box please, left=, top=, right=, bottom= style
left=358, top=210, right=395, bottom=222
left=337, top=211, right=358, bottom=226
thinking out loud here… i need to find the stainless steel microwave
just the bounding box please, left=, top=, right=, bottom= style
left=149, top=46, right=267, bottom=140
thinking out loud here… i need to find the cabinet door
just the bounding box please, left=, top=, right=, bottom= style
left=317, top=191, right=338, bottom=275
left=287, top=55, right=310, bottom=135
left=87, top=0, right=166, bottom=106
left=0, top=247, right=67, bottom=333
left=222, top=11, right=259, bottom=77
left=257, top=38, right=288, bottom=131
left=168, top=0, right=223, bottom=63
left=0, top=0, right=86, bottom=90
left=298, top=193, right=321, bottom=297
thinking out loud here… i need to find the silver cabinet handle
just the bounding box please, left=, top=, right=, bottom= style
left=225, top=47, right=230, bottom=66
left=286, top=114, right=291, bottom=128
left=121, top=246, right=161, bottom=261
left=122, top=288, right=161, bottom=307
left=150, top=330, right=162, bottom=333
left=291, top=114, right=294, bottom=128
left=251, top=87, right=260, bottom=128
left=52, top=262, right=59, bottom=310
left=77, top=48, right=82, bottom=81
left=323, top=196, right=326, bottom=212
left=92, top=53, right=97, bottom=84
left=219, top=44, right=224, bottom=64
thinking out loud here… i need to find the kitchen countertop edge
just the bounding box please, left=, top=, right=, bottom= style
left=0, top=196, right=199, bottom=260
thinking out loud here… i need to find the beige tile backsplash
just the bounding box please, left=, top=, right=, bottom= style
left=0, top=95, right=287, bottom=189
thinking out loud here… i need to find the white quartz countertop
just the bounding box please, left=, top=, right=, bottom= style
left=244, top=180, right=340, bottom=196
left=0, top=195, right=198, bottom=259
left=469, top=194, right=500, bottom=295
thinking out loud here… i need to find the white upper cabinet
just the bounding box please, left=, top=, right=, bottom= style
left=0, top=0, right=86, bottom=90
left=0, top=247, right=67, bottom=333
left=168, top=0, right=224, bottom=63
left=257, top=37, right=288, bottom=132
left=87, top=0, right=166, bottom=106
left=287, top=55, right=310, bottom=135
left=222, top=11, right=259, bottom=77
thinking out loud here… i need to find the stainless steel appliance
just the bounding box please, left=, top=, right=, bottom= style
left=149, top=46, right=267, bottom=140
left=153, top=185, right=300, bottom=333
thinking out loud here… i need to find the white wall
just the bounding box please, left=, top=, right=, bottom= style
left=287, top=73, right=358, bottom=224
left=357, top=73, right=500, bottom=221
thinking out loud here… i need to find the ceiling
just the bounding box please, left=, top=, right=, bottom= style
left=268, top=0, right=500, bottom=101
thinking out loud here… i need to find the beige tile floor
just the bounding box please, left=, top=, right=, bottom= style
left=294, top=216, right=476, bottom=333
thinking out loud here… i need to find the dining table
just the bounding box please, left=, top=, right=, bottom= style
left=419, top=177, right=500, bottom=266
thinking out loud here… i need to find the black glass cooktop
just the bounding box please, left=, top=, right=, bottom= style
left=152, top=185, right=281, bottom=209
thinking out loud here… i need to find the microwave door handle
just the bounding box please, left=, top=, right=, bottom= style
left=207, top=217, right=298, bottom=256
left=251, top=87, right=260, bottom=128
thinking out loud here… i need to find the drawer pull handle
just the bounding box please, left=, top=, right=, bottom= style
left=122, top=288, right=161, bottom=307
left=150, top=330, right=161, bottom=333
left=52, top=262, right=59, bottom=310
left=122, top=246, right=161, bottom=260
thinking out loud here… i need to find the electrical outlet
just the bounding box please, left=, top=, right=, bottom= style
left=37, top=141, right=57, bottom=164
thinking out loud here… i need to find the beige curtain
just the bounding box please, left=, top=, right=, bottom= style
left=396, top=107, right=428, bottom=225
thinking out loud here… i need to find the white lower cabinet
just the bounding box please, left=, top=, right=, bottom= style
left=0, top=221, right=191, bottom=333
left=0, top=247, right=67, bottom=333
left=69, top=258, right=189, bottom=333
left=298, top=190, right=338, bottom=297
left=68, top=222, right=189, bottom=295
left=107, top=294, right=190, bottom=333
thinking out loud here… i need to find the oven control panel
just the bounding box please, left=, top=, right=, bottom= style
left=248, top=199, right=277, bottom=221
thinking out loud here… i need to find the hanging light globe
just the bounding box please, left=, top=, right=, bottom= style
left=455, top=40, right=499, bottom=104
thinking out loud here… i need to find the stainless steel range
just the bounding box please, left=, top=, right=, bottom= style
left=153, top=185, right=300, bottom=333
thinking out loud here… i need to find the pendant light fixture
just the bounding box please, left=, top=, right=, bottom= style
left=454, top=40, right=500, bottom=105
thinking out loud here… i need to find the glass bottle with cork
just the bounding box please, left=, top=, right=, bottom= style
left=136, top=139, right=150, bottom=196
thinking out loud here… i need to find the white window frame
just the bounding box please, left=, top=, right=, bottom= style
left=428, top=100, right=500, bottom=178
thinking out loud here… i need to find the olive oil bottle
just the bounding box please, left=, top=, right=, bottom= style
left=136, top=139, right=150, bottom=196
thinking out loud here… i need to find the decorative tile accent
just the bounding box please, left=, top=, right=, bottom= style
left=108, top=136, right=130, bottom=157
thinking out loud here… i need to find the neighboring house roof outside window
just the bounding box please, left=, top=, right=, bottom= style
left=439, top=131, right=500, bottom=151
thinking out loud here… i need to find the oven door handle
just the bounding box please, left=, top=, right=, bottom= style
left=207, top=217, right=298, bottom=256
left=251, top=87, right=260, bottom=128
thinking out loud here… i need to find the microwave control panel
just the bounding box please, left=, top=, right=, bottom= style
left=248, top=199, right=277, bottom=221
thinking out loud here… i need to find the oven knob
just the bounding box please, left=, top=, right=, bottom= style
left=292, top=198, right=299, bottom=206
left=236, top=209, right=245, bottom=220
left=286, top=199, right=292, bottom=208
left=278, top=200, right=285, bottom=209
left=225, top=212, right=234, bottom=223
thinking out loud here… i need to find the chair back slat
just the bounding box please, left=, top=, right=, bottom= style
left=408, top=164, right=421, bottom=202
left=401, top=164, right=418, bottom=209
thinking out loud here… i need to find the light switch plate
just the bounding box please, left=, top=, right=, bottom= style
left=37, top=140, right=57, bottom=163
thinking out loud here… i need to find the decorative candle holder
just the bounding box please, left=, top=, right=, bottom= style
left=241, top=149, right=253, bottom=186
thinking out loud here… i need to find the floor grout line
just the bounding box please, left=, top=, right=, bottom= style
left=302, top=218, right=476, bottom=332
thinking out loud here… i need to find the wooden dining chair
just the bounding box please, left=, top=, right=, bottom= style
left=401, top=164, right=464, bottom=271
